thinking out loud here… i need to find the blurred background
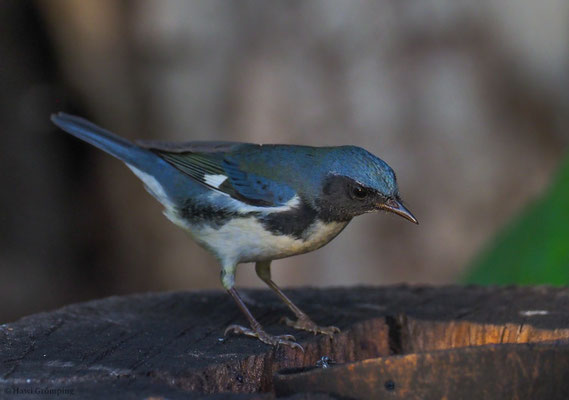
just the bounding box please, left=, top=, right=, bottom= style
left=1, top=0, right=568, bottom=323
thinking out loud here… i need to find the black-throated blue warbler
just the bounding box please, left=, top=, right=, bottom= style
left=52, top=113, right=417, bottom=350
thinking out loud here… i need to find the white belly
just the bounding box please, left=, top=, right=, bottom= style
left=178, top=216, right=348, bottom=265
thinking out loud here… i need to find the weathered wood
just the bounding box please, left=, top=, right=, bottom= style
left=274, top=341, right=569, bottom=399
left=1, top=286, right=569, bottom=399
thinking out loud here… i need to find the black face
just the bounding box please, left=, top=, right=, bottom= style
left=317, top=175, right=393, bottom=222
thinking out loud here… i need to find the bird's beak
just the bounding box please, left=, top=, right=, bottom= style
left=378, top=199, right=418, bottom=224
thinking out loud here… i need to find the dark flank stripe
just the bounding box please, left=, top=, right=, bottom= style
left=180, top=201, right=259, bottom=229
left=258, top=201, right=318, bottom=240
left=180, top=199, right=319, bottom=241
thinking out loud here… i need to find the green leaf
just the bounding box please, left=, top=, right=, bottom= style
left=463, top=153, right=569, bottom=285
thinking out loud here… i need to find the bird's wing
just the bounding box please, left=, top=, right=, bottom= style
left=135, top=139, right=241, bottom=154
left=137, top=141, right=295, bottom=207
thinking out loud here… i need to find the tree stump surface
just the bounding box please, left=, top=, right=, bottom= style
left=1, top=285, right=569, bottom=399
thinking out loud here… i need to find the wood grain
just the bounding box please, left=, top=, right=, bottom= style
left=1, top=286, right=568, bottom=399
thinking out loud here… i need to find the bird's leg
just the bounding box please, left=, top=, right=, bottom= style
left=255, top=261, right=340, bottom=336
left=221, top=266, right=302, bottom=350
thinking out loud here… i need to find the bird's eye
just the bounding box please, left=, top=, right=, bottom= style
left=352, top=186, right=367, bottom=200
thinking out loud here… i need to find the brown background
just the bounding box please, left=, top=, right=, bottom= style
left=0, top=0, right=567, bottom=323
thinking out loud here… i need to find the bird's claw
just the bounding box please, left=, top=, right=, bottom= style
left=224, top=324, right=303, bottom=351
left=281, top=316, right=340, bottom=336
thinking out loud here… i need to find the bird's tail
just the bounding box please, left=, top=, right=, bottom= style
left=51, top=112, right=202, bottom=208
left=51, top=112, right=153, bottom=168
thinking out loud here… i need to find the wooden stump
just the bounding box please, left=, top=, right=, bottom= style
left=1, top=286, right=569, bottom=399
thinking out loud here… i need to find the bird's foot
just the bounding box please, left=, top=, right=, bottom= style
left=281, top=316, right=340, bottom=336
left=224, top=324, right=304, bottom=351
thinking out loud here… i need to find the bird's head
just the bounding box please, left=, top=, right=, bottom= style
left=315, top=146, right=418, bottom=224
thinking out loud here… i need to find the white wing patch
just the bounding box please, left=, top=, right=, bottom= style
left=204, top=174, right=228, bottom=188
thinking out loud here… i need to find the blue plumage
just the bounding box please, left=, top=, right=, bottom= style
left=52, top=112, right=417, bottom=349
left=51, top=113, right=208, bottom=206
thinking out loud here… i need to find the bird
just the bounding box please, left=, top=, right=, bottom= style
left=51, top=112, right=418, bottom=350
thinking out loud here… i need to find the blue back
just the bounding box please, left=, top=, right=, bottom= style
left=228, top=145, right=398, bottom=201
left=52, top=113, right=398, bottom=210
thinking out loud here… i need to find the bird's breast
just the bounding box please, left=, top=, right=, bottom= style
left=163, top=195, right=350, bottom=265
left=185, top=216, right=349, bottom=264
